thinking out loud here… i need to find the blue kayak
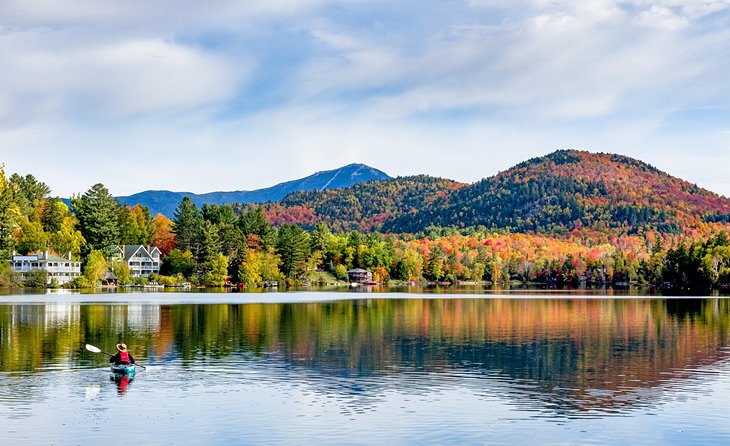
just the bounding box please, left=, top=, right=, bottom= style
left=110, top=364, right=136, bottom=375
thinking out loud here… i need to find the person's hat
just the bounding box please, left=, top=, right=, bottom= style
left=116, top=343, right=127, bottom=352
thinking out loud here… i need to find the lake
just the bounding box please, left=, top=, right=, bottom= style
left=1, top=291, right=730, bottom=445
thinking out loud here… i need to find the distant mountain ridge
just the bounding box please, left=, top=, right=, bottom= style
left=118, top=163, right=391, bottom=216
left=115, top=151, right=730, bottom=235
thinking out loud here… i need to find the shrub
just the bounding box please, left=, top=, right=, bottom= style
left=24, top=269, right=48, bottom=288
left=0, top=262, right=20, bottom=288
left=71, top=276, right=92, bottom=289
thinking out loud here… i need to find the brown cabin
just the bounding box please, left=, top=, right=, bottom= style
left=347, top=268, right=373, bottom=284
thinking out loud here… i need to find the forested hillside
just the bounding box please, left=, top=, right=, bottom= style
left=386, top=150, right=730, bottom=234
left=258, top=150, right=730, bottom=235
left=244, top=175, right=465, bottom=231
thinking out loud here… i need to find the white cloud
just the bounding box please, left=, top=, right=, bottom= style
left=635, top=5, right=690, bottom=29
left=0, top=0, right=340, bottom=30
left=293, top=3, right=729, bottom=122
left=1, top=36, right=244, bottom=120
left=1, top=0, right=730, bottom=200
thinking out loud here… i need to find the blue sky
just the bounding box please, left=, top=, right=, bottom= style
left=1, top=0, right=729, bottom=198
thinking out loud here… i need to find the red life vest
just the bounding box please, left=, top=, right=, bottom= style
left=119, top=351, right=130, bottom=364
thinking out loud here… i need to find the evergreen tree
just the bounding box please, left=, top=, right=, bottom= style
left=217, top=223, right=244, bottom=258
left=310, top=222, right=331, bottom=254
left=172, top=197, right=202, bottom=253
left=196, top=220, right=222, bottom=275
left=70, top=183, right=121, bottom=258
left=202, top=204, right=236, bottom=226
left=8, top=173, right=50, bottom=219
left=238, top=207, right=276, bottom=249
left=276, top=224, right=310, bottom=278
left=42, top=198, right=66, bottom=233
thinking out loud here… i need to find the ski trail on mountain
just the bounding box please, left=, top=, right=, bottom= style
left=320, top=167, right=343, bottom=190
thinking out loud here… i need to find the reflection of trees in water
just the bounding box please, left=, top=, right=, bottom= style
left=2, top=298, right=730, bottom=415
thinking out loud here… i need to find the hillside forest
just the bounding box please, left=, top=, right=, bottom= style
left=1, top=151, right=730, bottom=291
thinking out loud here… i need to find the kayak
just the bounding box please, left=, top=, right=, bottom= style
left=110, top=364, right=136, bottom=375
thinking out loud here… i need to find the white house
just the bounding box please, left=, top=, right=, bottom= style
left=113, top=245, right=161, bottom=277
left=9, top=251, right=81, bottom=285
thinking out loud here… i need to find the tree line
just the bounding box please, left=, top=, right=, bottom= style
left=1, top=165, right=730, bottom=290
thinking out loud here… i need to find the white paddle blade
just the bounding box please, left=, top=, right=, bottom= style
left=85, top=344, right=102, bottom=353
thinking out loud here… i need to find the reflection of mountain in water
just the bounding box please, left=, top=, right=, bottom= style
left=2, top=299, right=729, bottom=416
left=234, top=299, right=730, bottom=416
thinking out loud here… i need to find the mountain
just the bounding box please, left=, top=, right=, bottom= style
left=255, top=175, right=466, bottom=231
left=386, top=150, right=730, bottom=234
left=254, top=150, right=730, bottom=235
left=118, top=163, right=391, bottom=216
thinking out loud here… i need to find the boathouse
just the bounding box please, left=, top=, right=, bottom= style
left=347, top=268, right=373, bottom=283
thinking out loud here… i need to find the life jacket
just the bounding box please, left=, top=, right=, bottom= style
left=118, top=351, right=130, bottom=364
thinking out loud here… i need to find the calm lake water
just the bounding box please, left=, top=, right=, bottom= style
left=2, top=291, right=730, bottom=445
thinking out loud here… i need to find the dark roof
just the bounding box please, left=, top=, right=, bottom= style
left=124, top=245, right=145, bottom=260
left=118, top=245, right=160, bottom=262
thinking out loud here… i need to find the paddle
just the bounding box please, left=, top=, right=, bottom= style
left=85, top=344, right=147, bottom=370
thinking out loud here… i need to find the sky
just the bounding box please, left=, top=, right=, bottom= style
left=1, top=0, right=729, bottom=198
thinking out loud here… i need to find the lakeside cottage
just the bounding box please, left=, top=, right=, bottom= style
left=113, top=245, right=162, bottom=278
left=347, top=268, right=373, bottom=284
left=9, top=251, right=81, bottom=285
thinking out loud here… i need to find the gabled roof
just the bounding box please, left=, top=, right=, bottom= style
left=347, top=268, right=371, bottom=273
left=114, top=245, right=162, bottom=262
left=122, top=245, right=151, bottom=262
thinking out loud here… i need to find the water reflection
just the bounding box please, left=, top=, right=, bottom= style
left=2, top=298, right=729, bottom=419
left=111, top=374, right=133, bottom=395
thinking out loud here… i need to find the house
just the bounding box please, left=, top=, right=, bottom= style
left=113, top=245, right=161, bottom=278
left=9, top=251, right=81, bottom=285
left=347, top=268, right=373, bottom=284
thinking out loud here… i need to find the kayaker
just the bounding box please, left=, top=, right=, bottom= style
left=109, top=343, right=136, bottom=366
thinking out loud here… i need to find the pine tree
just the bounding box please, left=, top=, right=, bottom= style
left=70, top=183, right=120, bottom=258
left=238, top=207, right=276, bottom=249
left=276, top=224, right=310, bottom=278
left=196, top=220, right=221, bottom=275
left=172, top=197, right=202, bottom=253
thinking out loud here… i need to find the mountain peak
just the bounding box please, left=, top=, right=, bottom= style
left=522, top=149, right=655, bottom=170
left=118, top=163, right=391, bottom=216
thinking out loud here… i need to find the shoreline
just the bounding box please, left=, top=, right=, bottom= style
left=1, top=284, right=728, bottom=302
